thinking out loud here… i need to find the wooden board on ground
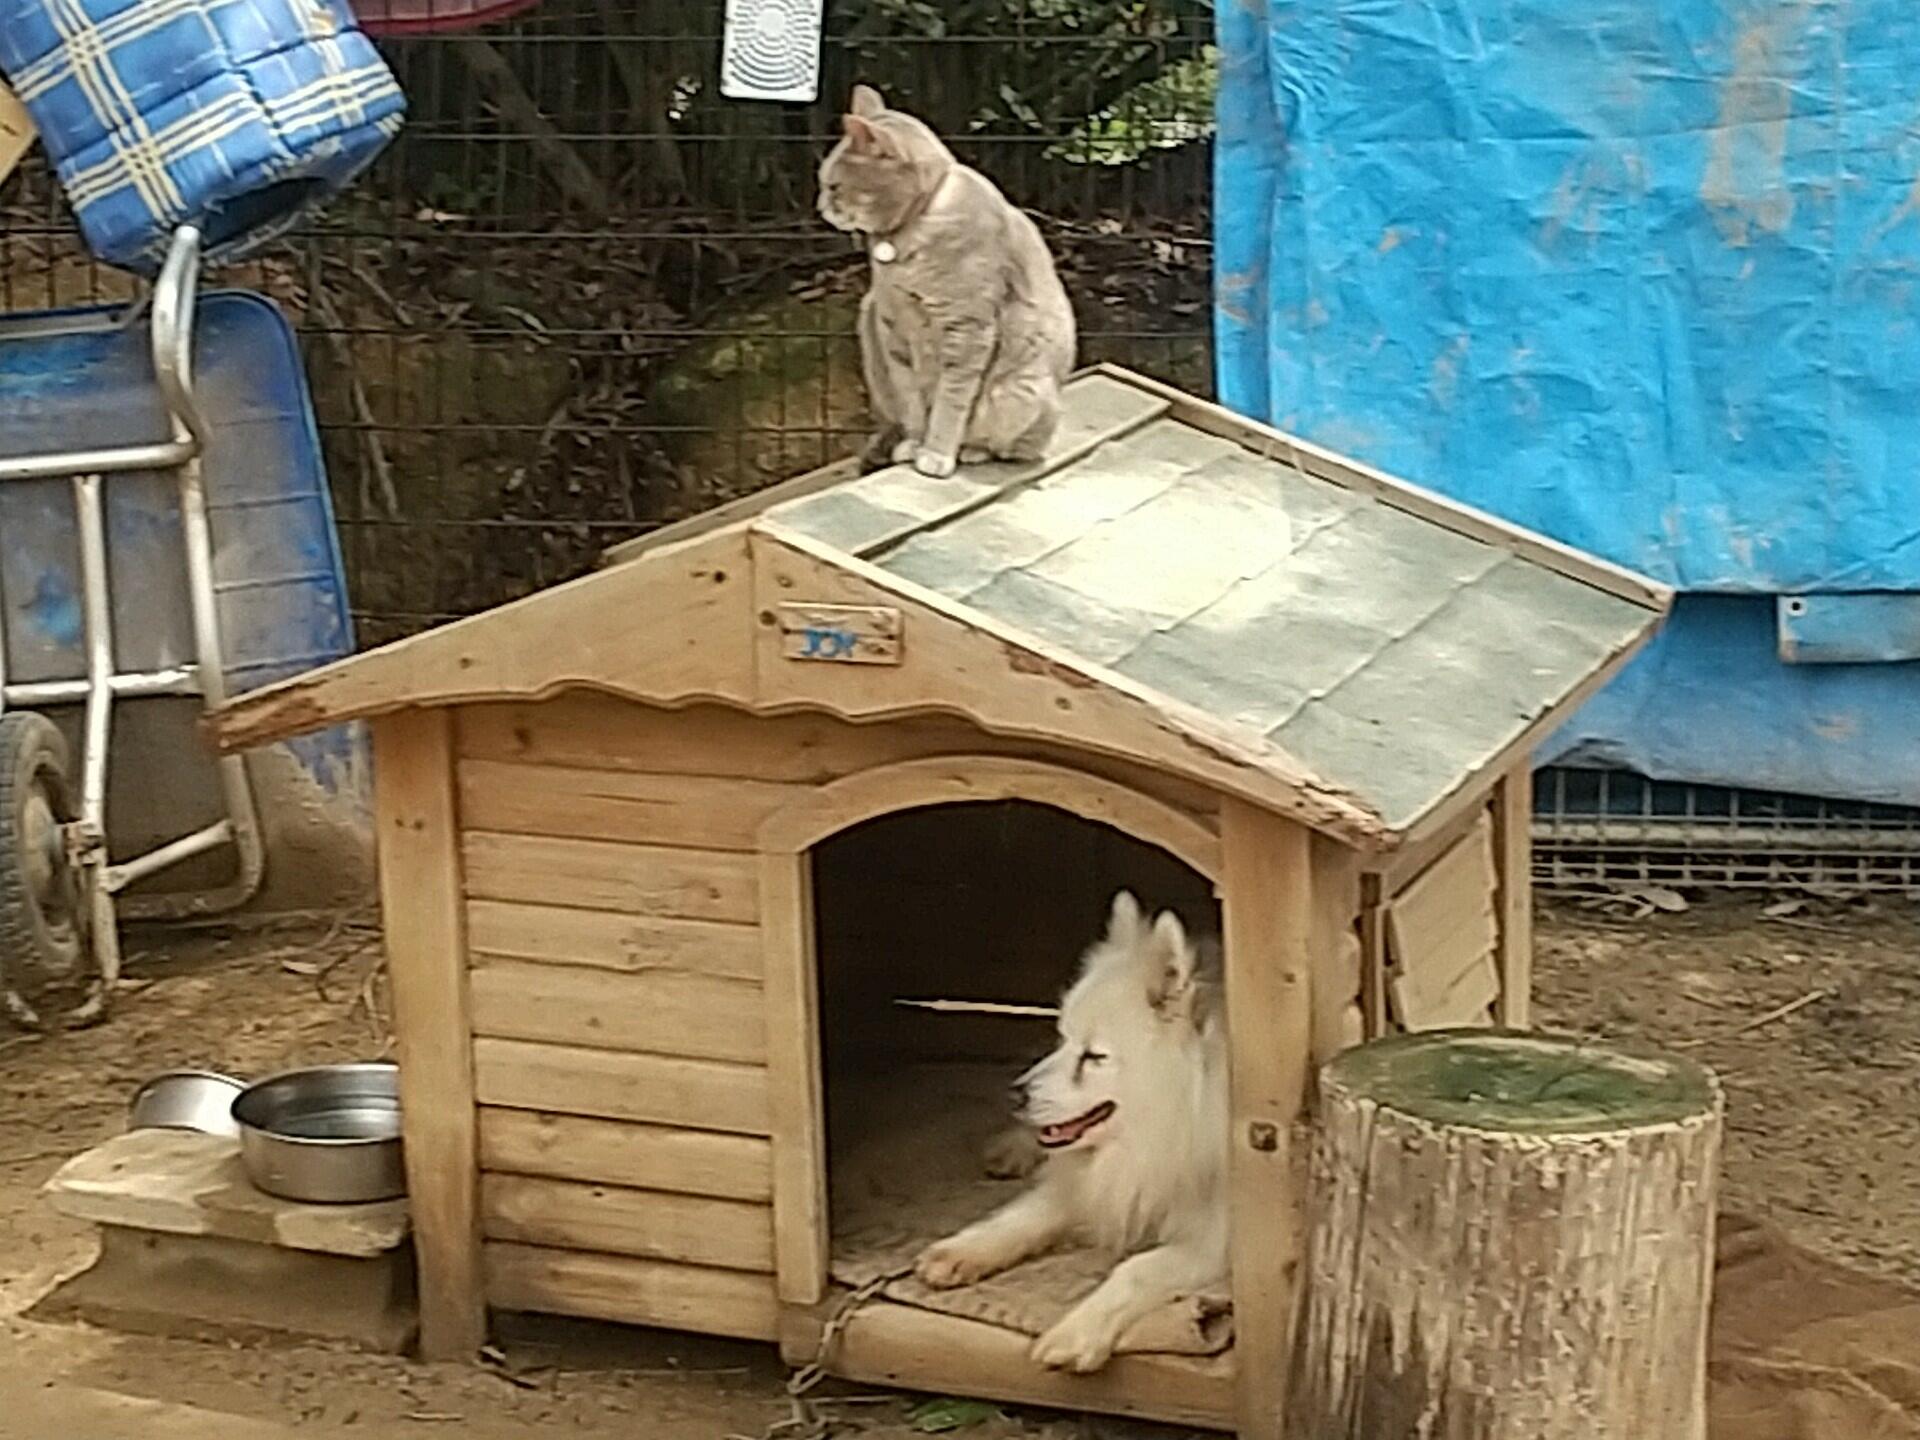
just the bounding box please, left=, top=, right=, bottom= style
left=782, top=1299, right=1233, bottom=1431
left=0, top=80, right=33, bottom=186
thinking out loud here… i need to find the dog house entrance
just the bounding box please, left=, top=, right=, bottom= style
left=811, top=799, right=1231, bottom=1364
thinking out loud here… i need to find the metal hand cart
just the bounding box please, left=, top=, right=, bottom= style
left=0, top=227, right=263, bottom=1026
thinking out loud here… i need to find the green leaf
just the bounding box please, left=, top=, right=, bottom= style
left=907, top=1397, right=1002, bottom=1432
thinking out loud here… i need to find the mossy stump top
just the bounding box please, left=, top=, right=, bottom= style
left=1323, top=1028, right=1722, bottom=1137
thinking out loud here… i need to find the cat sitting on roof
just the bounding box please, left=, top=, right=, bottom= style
left=818, top=84, right=1077, bottom=479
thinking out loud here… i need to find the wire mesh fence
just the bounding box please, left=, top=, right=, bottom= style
left=1534, top=768, right=1920, bottom=894
left=10, top=4, right=1920, bottom=888
left=0, top=0, right=1216, bottom=646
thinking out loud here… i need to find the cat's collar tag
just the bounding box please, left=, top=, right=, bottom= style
left=871, top=239, right=898, bottom=264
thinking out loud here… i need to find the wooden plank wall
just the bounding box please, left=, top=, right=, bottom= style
left=457, top=697, right=806, bottom=1338
left=1355, top=795, right=1527, bottom=1039
left=452, top=693, right=1225, bottom=1338
left=1381, top=813, right=1502, bottom=1031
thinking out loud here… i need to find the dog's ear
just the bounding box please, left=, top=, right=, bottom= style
left=1107, top=890, right=1144, bottom=941
left=849, top=84, right=886, bottom=118
left=1145, top=910, right=1198, bottom=1022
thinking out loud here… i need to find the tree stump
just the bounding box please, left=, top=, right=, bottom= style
left=1286, top=1029, right=1722, bottom=1440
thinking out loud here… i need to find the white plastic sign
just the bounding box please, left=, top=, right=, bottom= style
left=720, top=0, right=825, bottom=104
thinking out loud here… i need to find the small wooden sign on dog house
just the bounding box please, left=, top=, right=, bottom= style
left=205, top=366, right=1672, bottom=1440
left=775, top=602, right=902, bottom=664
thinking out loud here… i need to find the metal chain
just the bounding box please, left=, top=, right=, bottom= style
left=787, top=1264, right=912, bottom=1398
left=764, top=1264, right=914, bottom=1440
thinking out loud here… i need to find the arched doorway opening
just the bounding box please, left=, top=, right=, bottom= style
left=808, top=797, right=1223, bottom=1351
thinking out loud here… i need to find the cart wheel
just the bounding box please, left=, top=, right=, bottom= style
left=0, top=713, right=88, bottom=1029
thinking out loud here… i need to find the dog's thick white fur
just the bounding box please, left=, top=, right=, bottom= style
left=914, top=891, right=1229, bottom=1374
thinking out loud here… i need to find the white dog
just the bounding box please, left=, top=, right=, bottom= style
left=914, top=891, right=1229, bottom=1373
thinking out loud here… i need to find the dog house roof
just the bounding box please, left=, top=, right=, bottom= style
left=206, top=367, right=1670, bottom=851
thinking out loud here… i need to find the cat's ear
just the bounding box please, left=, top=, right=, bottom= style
left=849, top=84, right=886, bottom=118
left=841, top=114, right=883, bottom=153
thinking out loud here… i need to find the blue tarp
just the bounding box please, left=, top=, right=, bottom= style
left=1216, top=0, right=1920, bottom=805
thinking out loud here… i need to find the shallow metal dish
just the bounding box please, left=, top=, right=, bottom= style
left=128, top=1070, right=245, bottom=1137
left=231, top=1062, right=405, bottom=1203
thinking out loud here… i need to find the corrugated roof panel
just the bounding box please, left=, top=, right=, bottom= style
left=883, top=436, right=1194, bottom=597
left=958, top=566, right=1159, bottom=667
left=1267, top=557, right=1653, bottom=826
left=772, top=373, right=1664, bottom=836
left=1094, top=512, right=1493, bottom=749
left=915, top=449, right=1498, bottom=727
left=1113, top=499, right=1500, bottom=719
left=838, top=468, right=999, bottom=524
left=769, top=371, right=1169, bottom=556
left=1104, top=617, right=1324, bottom=733
left=1016, top=458, right=1298, bottom=624
left=1109, top=416, right=1244, bottom=471
left=1028, top=370, right=1172, bottom=443
left=898, top=443, right=1334, bottom=664
left=770, top=487, right=923, bottom=554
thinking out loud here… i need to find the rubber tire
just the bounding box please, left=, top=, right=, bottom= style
left=0, top=712, right=86, bottom=1026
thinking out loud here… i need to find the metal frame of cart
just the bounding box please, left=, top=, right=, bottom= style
left=0, top=226, right=262, bottom=1026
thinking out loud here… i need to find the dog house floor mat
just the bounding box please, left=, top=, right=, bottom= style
left=827, top=1062, right=1233, bottom=1358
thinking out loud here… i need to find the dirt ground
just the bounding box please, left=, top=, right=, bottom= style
left=2, top=891, right=1918, bottom=1437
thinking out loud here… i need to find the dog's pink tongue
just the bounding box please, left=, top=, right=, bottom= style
left=1039, top=1103, right=1113, bottom=1147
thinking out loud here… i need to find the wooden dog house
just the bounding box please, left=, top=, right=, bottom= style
left=207, top=368, right=1671, bottom=1437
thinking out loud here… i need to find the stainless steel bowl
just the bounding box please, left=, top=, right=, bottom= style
left=231, top=1062, right=405, bottom=1203
left=128, top=1070, right=244, bottom=1137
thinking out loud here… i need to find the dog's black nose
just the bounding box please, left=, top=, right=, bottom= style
left=1009, top=1081, right=1029, bottom=1109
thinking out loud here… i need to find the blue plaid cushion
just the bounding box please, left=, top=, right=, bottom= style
left=0, top=0, right=405, bottom=273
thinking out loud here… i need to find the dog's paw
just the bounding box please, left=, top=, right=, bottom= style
left=913, top=448, right=958, bottom=478
left=890, top=438, right=919, bottom=464
left=982, top=1125, right=1043, bottom=1181
left=914, top=1237, right=994, bottom=1290
left=1030, top=1313, right=1118, bottom=1374
left=958, top=444, right=992, bottom=464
